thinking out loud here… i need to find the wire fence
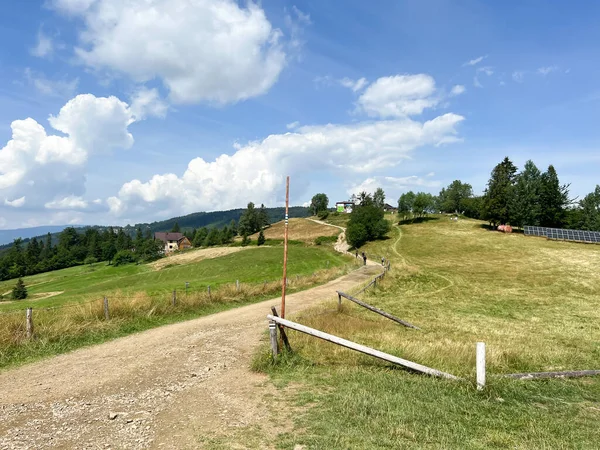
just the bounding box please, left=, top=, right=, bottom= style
left=0, top=262, right=364, bottom=351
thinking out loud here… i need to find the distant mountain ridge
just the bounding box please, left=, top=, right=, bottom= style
left=0, top=225, right=79, bottom=246
left=0, top=206, right=310, bottom=249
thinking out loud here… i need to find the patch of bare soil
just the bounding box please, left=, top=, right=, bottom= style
left=149, top=246, right=257, bottom=271
left=0, top=291, right=64, bottom=304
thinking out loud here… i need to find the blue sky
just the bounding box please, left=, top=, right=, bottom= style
left=1, top=0, right=599, bottom=229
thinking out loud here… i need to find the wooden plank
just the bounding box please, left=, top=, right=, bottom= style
left=476, top=342, right=485, bottom=390
left=271, top=306, right=292, bottom=352
left=337, top=291, right=421, bottom=330
left=504, top=370, right=600, bottom=380
left=267, top=315, right=459, bottom=380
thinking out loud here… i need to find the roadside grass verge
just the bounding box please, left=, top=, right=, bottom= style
left=0, top=261, right=360, bottom=371
left=251, top=216, right=600, bottom=448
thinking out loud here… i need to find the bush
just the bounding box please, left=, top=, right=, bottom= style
left=314, top=235, right=337, bottom=246
left=113, top=250, right=137, bottom=266
left=346, top=222, right=368, bottom=248
left=84, top=256, right=98, bottom=266
left=12, top=278, right=28, bottom=300
left=346, top=202, right=390, bottom=248
left=257, top=230, right=266, bottom=246
left=317, top=210, right=329, bottom=220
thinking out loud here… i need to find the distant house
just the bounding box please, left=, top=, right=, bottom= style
left=154, top=232, right=192, bottom=254
left=383, top=203, right=397, bottom=213
left=335, top=201, right=354, bottom=214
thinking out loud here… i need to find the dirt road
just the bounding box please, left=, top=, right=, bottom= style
left=0, top=265, right=381, bottom=449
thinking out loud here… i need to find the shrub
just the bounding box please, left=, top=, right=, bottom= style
left=314, top=235, right=337, bottom=246
left=12, top=278, right=28, bottom=300
left=113, top=250, right=137, bottom=266
left=257, top=230, right=266, bottom=246
left=317, top=210, right=329, bottom=220
left=84, top=256, right=98, bottom=266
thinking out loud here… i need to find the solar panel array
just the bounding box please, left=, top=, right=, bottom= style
left=524, top=226, right=600, bottom=244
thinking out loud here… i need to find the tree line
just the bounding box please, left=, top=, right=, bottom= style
left=0, top=227, right=163, bottom=282
left=397, top=157, right=600, bottom=231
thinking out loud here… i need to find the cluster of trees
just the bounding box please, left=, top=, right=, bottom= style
left=346, top=191, right=390, bottom=248
left=310, top=194, right=329, bottom=218
left=0, top=227, right=163, bottom=282
left=397, top=157, right=600, bottom=231
left=186, top=202, right=270, bottom=248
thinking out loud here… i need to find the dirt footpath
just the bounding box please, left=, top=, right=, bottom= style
left=0, top=265, right=381, bottom=449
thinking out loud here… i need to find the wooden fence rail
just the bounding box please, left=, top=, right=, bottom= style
left=337, top=291, right=421, bottom=330
left=267, top=315, right=460, bottom=380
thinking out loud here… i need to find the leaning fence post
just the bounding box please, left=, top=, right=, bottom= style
left=269, top=320, right=279, bottom=360
left=476, top=342, right=486, bottom=390
left=103, top=296, right=110, bottom=320
left=172, top=290, right=177, bottom=306
left=26, top=307, right=34, bottom=339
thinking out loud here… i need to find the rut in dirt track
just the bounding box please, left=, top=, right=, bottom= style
left=0, top=264, right=382, bottom=450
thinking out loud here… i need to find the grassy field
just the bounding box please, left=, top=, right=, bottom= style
left=0, top=244, right=348, bottom=311
left=252, top=216, right=600, bottom=449
left=0, top=220, right=356, bottom=370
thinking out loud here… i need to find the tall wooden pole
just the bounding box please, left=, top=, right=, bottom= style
left=281, top=176, right=290, bottom=319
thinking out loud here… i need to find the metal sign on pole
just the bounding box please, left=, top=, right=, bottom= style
left=281, top=176, right=290, bottom=319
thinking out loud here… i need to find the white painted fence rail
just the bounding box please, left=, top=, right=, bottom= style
left=267, top=315, right=460, bottom=380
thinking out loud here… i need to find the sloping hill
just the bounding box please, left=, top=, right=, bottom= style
left=251, top=218, right=341, bottom=243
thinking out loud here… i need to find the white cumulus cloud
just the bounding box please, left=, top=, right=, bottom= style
left=108, top=112, right=464, bottom=218
left=0, top=94, right=136, bottom=210
left=54, top=0, right=288, bottom=105
left=44, top=195, right=88, bottom=210
left=512, top=71, right=525, bottom=83
left=357, top=74, right=438, bottom=117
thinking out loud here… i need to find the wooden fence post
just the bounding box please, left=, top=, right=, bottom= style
left=236, top=280, right=240, bottom=292
left=207, top=285, right=211, bottom=300
left=477, top=342, right=486, bottom=390
left=263, top=280, right=267, bottom=291
left=338, top=293, right=342, bottom=311
left=103, top=296, right=110, bottom=320
left=269, top=320, right=279, bottom=360
left=26, top=307, right=34, bottom=339
left=172, top=290, right=177, bottom=306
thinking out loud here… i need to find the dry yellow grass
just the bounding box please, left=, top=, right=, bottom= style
left=251, top=218, right=340, bottom=243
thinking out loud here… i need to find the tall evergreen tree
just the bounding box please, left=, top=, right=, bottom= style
left=482, top=157, right=518, bottom=226
left=229, top=219, right=238, bottom=236
left=539, top=165, right=570, bottom=228
left=258, top=204, right=270, bottom=230
left=12, top=277, right=28, bottom=300
left=511, top=160, right=542, bottom=228
left=171, top=222, right=181, bottom=232
left=579, top=186, right=600, bottom=231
